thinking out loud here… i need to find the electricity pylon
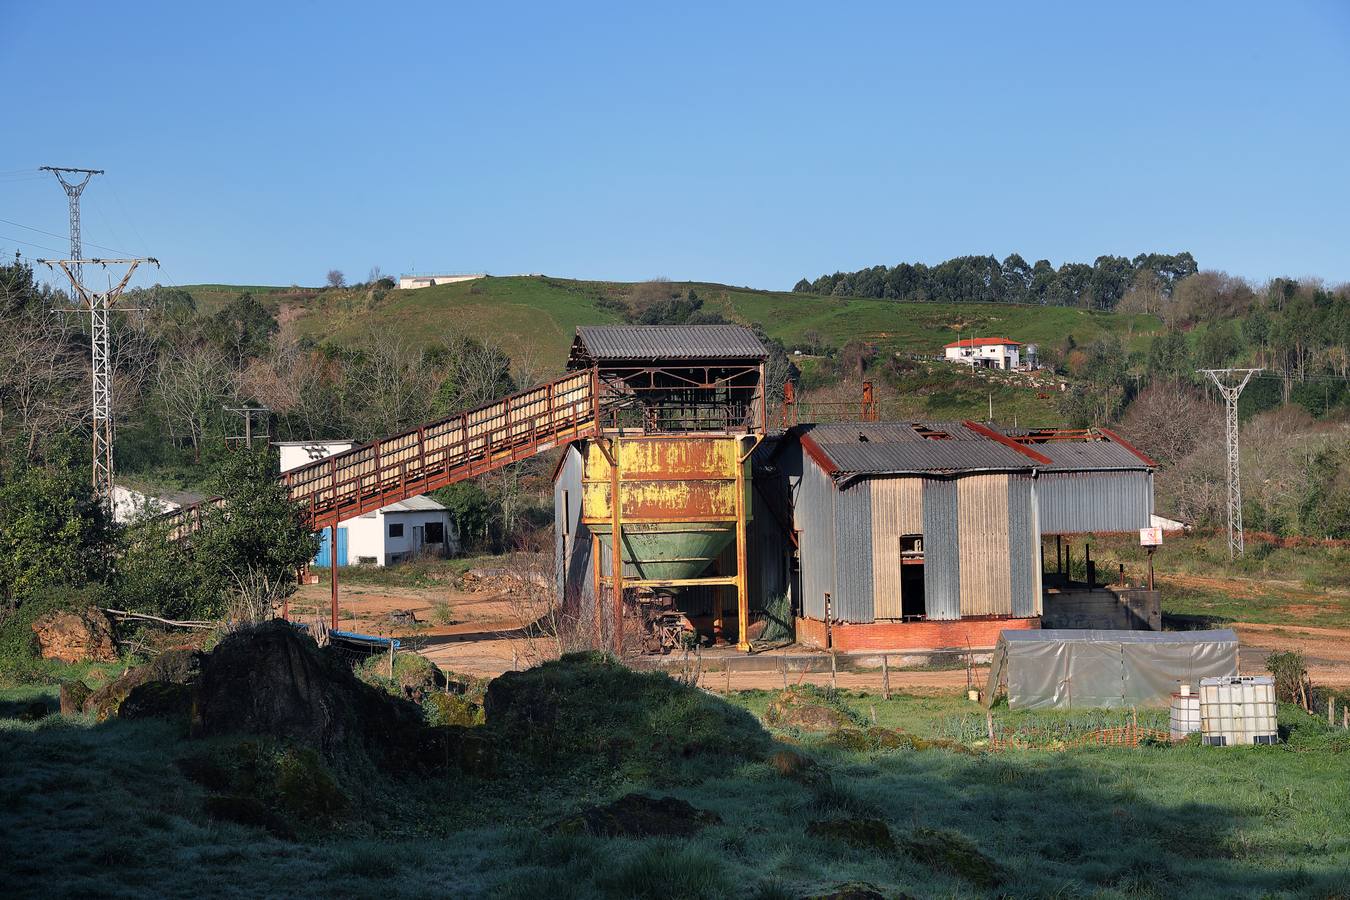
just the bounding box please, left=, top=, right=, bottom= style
left=1200, top=368, right=1262, bottom=558
left=40, top=166, right=103, bottom=291
left=38, top=257, right=159, bottom=506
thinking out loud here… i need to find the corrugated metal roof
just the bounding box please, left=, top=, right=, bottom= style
left=570, top=325, right=768, bottom=362
left=993, top=427, right=1152, bottom=470
left=1027, top=441, right=1151, bottom=470
left=380, top=495, right=448, bottom=513
left=800, top=422, right=1034, bottom=475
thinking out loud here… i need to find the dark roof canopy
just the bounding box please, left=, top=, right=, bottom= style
left=569, top=325, right=767, bottom=367
left=798, top=421, right=1154, bottom=478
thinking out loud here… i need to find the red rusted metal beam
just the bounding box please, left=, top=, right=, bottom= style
left=963, top=421, right=1054, bottom=465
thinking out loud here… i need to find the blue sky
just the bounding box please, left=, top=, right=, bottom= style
left=3, top=1, right=1349, bottom=291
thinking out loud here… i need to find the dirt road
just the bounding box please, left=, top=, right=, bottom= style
left=294, top=570, right=1350, bottom=688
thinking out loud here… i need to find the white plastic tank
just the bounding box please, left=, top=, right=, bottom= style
left=1199, top=675, right=1279, bottom=746
left=1169, top=684, right=1201, bottom=741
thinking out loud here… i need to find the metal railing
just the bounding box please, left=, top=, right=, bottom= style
left=163, top=368, right=601, bottom=535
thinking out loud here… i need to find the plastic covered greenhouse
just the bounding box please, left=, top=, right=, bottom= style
left=984, top=629, right=1239, bottom=710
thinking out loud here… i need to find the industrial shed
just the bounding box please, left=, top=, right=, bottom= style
left=994, top=427, right=1155, bottom=535
left=984, top=629, right=1239, bottom=709
left=786, top=422, right=1158, bottom=651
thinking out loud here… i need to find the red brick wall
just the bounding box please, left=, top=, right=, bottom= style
left=795, top=616, right=1040, bottom=651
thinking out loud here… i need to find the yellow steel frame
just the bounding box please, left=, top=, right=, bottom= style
left=592, top=432, right=762, bottom=652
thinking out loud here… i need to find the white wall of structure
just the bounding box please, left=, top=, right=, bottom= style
left=279, top=440, right=457, bottom=565
left=397, top=274, right=485, bottom=290
left=944, top=343, right=1021, bottom=369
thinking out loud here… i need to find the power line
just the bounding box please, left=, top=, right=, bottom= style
left=0, top=233, right=68, bottom=255
left=0, top=216, right=138, bottom=256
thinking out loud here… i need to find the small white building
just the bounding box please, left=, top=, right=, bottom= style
left=396, top=273, right=485, bottom=290
left=276, top=440, right=459, bottom=566
left=944, top=337, right=1022, bottom=370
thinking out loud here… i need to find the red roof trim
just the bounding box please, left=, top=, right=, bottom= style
left=798, top=432, right=840, bottom=478
left=944, top=337, right=1022, bottom=349
left=962, top=421, right=1054, bottom=465
left=1098, top=427, right=1157, bottom=467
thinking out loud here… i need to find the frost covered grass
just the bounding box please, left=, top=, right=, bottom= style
left=3, top=675, right=1349, bottom=898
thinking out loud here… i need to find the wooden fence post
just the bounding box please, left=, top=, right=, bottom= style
left=830, top=650, right=837, bottom=690
left=882, top=654, right=891, bottom=700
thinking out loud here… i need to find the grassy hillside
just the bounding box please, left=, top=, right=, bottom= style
left=179, top=284, right=302, bottom=316
left=276, top=276, right=1162, bottom=376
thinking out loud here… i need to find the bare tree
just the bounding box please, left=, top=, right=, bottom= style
left=1119, top=381, right=1220, bottom=467
left=156, top=344, right=232, bottom=460
left=0, top=314, right=88, bottom=458
left=367, top=265, right=383, bottom=285
left=326, top=269, right=346, bottom=289
left=349, top=334, right=438, bottom=439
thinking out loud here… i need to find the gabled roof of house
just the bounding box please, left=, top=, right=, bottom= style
left=944, top=336, right=1022, bottom=349
left=569, top=324, right=767, bottom=367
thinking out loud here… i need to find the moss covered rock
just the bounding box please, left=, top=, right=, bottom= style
left=551, top=793, right=722, bottom=838
left=119, top=681, right=193, bottom=724
left=805, top=818, right=897, bottom=852
left=484, top=652, right=770, bottom=782
left=764, top=686, right=857, bottom=731
left=901, top=827, right=1002, bottom=889
left=424, top=692, right=483, bottom=727
left=59, top=680, right=91, bottom=716
left=83, top=648, right=202, bottom=721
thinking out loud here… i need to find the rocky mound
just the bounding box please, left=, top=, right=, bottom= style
left=484, top=651, right=771, bottom=781
left=194, top=621, right=428, bottom=771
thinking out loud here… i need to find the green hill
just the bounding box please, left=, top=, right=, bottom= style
left=261, top=275, right=1160, bottom=376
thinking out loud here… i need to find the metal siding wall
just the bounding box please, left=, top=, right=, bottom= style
left=870, top=477, right=924, bottom=619
left=1007, top=475, right=1041, bottom=617
left=921, top=479, right=962, bottom=621
left=956, top=474, right=1012, bottom=617
left=1037, top=471, right=1153, bottom=534
left=832, top=480, right=874, bottom=622
left=553, top=444, right=595, bottom=622
left=796, top=450, right=836, bottom=620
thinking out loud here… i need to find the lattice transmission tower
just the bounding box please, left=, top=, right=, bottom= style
left=40, top=166, right=103, bottom=292
left=1200, top=368, right=1262, bottom=558
left=38, top=257, right=159, bottom=506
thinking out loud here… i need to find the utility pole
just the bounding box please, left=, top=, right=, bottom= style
left=40, top=166, right=104, bottom=292
left=1200, top=368, right=1262, bottom=558
left=38, top=257, right=159, bottom=507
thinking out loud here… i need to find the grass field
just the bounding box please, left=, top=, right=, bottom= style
left=1073, top=532, right=1350, bottom=629
left=271, top=276, right=1162, bottom=376
left=3, top=675, right=1347, bottom=899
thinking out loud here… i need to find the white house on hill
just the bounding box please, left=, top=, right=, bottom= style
left=396, top=273, right=485, bottom=290
left=277, top=441, right=459, bottom=567
left=944, top=337, right=1023, bottom=370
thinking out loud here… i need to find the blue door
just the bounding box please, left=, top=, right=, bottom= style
left=314, top=526, right=349, bottom=567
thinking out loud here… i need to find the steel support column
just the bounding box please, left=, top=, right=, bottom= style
left=734, top=438, right=750, bottom=651
left=330, top=526, right=339, bottom=631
